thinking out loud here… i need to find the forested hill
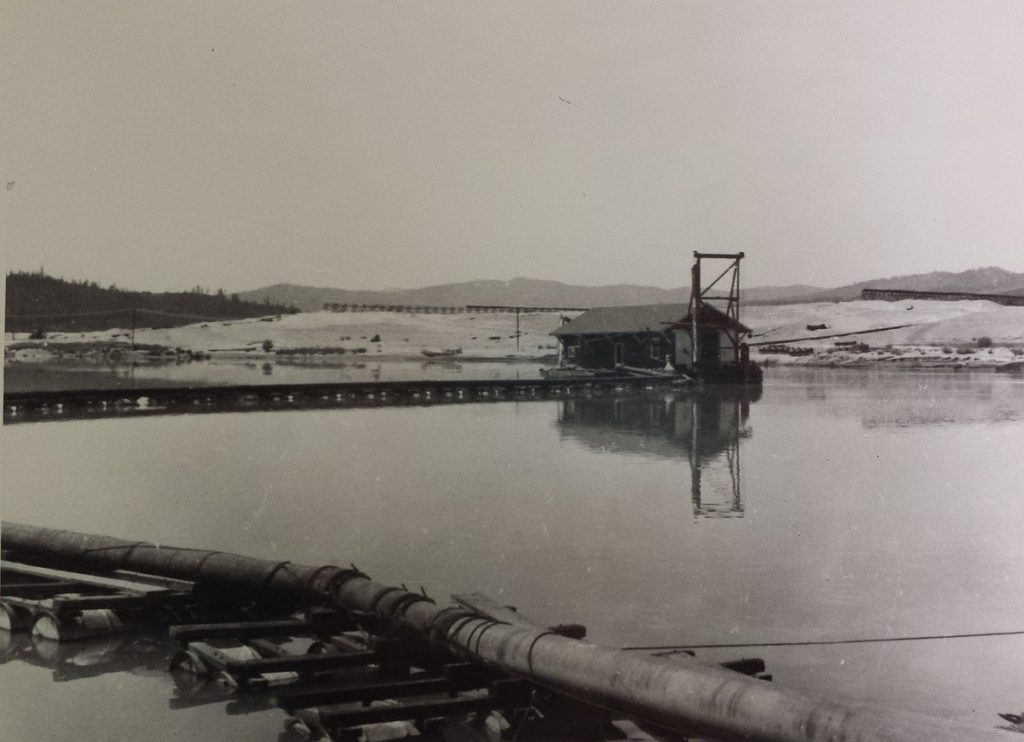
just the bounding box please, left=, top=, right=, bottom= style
left=5, top=272, right=298, bottom=333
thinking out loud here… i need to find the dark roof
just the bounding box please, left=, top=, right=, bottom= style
left=671, top=304, right=751, bottom=334
left=553, top=303, right=749, bottom=336
left=551, top=304, right=687, bottom=336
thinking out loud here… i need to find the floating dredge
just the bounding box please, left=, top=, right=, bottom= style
left=0, top=522, right=1014, bottom=742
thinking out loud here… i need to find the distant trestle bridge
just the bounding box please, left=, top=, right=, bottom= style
left=322, top=303, right=589, bottom=314
left=860, top=287, right=1024, bottom=306
left=4, top=376, right=680, bottom=424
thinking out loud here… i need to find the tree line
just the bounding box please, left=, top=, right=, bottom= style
left=5, top=271, right=298, bottom=333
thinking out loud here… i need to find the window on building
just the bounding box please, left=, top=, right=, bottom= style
left=650, top=337, right=661, bottom=359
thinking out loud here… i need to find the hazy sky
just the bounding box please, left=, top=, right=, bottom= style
left=4, top=1, right=1024, bottom=293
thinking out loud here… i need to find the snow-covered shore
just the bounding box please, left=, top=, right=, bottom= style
left=743, top=299, right=1024, bottom=368
left=6, top=299, right=1024, bottom=370
left=5, top=310, right=567, bottom=363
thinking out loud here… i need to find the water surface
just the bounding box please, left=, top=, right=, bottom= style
left=4, top=356, right=546, bottom=392
left=3, top=367, right=1024, bottom=740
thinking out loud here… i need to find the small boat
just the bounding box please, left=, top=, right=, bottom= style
left=421, top=347, right=462, bottom=358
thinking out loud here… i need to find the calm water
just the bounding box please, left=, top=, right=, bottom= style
left=4, top=357, right=546, bottom=392
left=3, top=367, right=1024, bottom=740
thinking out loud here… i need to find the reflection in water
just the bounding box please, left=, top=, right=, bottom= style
left=0, top=630, right=171, bottom=682
left=421, top=359, right=463, bottom=372
left=557, top=387, right=761, bottom=519
left=784, top=368, right=1024, bottom=428
left=0, top=629, right=519, bottom=742
left=4, top=357, right=545, bottom=393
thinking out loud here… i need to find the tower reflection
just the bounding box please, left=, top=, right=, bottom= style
left=556, top=387, right=760, bottom=519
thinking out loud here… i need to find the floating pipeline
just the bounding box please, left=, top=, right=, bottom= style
left=1, top=521, right=1014, bottom=742
left=3, top=377, right=688, bottom=424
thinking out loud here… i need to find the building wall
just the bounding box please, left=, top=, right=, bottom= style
left=673, top=329, right=737, bottom=369
left=561, top=332, right=672, bottom=369
left=675, top=331, right=692, bottom=367
left=721, top=339, right=737, bottom=364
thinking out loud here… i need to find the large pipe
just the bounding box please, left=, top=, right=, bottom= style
left=1, top=522, right=1011, bottom=742
left=0, top=521, right=348, bottom=602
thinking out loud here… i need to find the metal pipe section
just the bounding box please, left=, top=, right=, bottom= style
left=0, top=522, right=348, bottom=603
left=1, top=522, right=1011, bottom=742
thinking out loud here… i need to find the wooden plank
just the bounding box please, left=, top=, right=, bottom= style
left=0, top=560, right=170, bottom=596
left=170, top=619, right=321, bottom=641
left=326, top=634, right=368, bottom=652
left=0, top=595, right=49, bottom=609
left=1, top=582, right=86, bottom=597
left=272, top=676, right=480, bottom=710
left=451, top=593, right=545, bottom=630
left=112, top=570, right=195, bottom=592
left=305, top=693, right=507, bottom=729
left=443, top=662, right=485, bottom=681
left=51, top=594, right=149, bottom=616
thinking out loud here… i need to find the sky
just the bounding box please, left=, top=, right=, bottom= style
left=4, top=1, right=1024, bottom=293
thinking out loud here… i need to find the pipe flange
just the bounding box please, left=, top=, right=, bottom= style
left=385, top=592, right=435, bottom=618
left=525, top=630, right=559, bottom=674
left=367, top=586, right=406, bottom=614
left=428, top=606, right=476, bottom=642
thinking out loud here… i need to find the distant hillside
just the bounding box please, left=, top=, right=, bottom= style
left=5, top=272, right=297, bottom=333
left=742, top=284, right=826, bottom=304
left=799, top=267, right=1024, bottom=303
left=239, top=278, right=830, bottom=312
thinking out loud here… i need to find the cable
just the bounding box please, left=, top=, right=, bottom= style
left=745, top=323, right=919, bottom=347
left=623, top=628, right=1024, bottom=651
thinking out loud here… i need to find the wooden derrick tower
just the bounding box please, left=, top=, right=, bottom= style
left=688, top=251, right=748, bottom=376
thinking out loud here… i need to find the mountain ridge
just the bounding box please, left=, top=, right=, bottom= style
left=238, top=267, right=1024, bottom=312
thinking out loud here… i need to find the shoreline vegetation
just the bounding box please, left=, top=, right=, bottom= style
left=5, top=271, right=298, bottom=333
left=6, top=298, right=1024, bottom=372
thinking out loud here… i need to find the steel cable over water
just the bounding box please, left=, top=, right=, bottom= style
left=624, top=629, right=1024, bottom=651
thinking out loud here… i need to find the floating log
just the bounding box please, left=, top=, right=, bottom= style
left=295, top=691, right=506, bottom=730
left=32, top=608, right=125, bottom=641
left=1, top=521, right=1015, bottom=742
left=0, top=601, right=33, bottom=631
left=216, top=649, right=380, bottom=677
